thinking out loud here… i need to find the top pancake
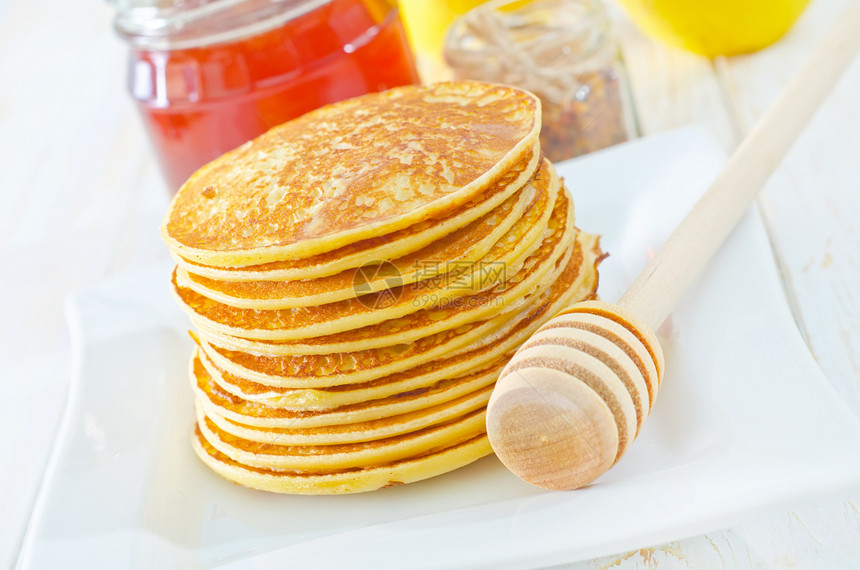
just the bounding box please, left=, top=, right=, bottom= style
left=174, top=147, right=538, bottom=283
left=162, top=82, right=542, bottom=267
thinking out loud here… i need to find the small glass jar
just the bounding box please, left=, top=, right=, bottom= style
left=444, top=0, right=634, bottom=162
left=114, top=0, right=419, bottom=192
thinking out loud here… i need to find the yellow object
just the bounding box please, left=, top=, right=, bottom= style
left=398, top=0, right=490, bottom=59
left=616, top=0, right=812, bottom=57
left=162, top=82, right=540, bottom=267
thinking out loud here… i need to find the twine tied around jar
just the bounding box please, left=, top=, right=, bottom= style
left=446, top=0, right=614, bottom=106
left=445, top=0, right=631, bottom=161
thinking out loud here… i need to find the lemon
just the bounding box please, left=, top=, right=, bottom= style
left=398, top=0, right=490, bottom=59
left=616, top=0, right=811, bottom=57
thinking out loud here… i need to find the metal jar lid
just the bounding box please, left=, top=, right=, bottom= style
left=112, top=0, right=332, bottom=50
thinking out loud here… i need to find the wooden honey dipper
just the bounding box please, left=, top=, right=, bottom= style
left=486, top=8, right=860, bottom=491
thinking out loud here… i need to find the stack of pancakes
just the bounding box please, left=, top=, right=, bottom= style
left=162, top=82, right=604, bottom=494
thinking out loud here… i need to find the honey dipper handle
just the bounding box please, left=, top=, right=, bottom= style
left=619, top=7, right=860, bottom=332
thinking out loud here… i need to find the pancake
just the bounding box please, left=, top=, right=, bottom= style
left=180, top=160, right=551, bottom=310
left=196, top=404, right=487, bottom=472
left=195, top=303, right=514, bottom=389
left=193, top=242, right=597, bottom=430
left=203, top=383, right=494, bottom=446
left=192, top=206, right=575, bottom=389
left=160, top=80, right=611, bottom=495
left=189, top=232, right=600, bottom=494
left=174, top=145, right=538, bottom=283
left=199, top=311, right=522, bottom=404
left=191, top=351, right=507, bottom=429
left=192, top=426, right=492, bottom=495
left=202, top=239, right=598, bottom=411
left=180, top=183, right=534, bottom=308
left=197, top=228, right=602, bottom=355
left=163, top=82, right=541, bottom=267
left=173, top=177, right=569, bottom=342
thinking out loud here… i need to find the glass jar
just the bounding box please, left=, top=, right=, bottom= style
left=444, top=0, right=634, bottom=162
left=114, top=0, right=419, bottom=192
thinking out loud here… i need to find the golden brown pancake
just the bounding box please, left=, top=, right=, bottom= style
left=196, top=404, right=487, bottom=472
left=172, top=178, right=569, bottom=342
left=201, top=237, right=601, bottom=413
left=192, top=239, right=599, bottom=425
left=188, top=232, right=602, bottom=494
left=203, top=383, right=495, bottom=446
left=196, top=227, right=599, bottom=356
left=195, top=307, right=511, bottom=389
left=174, top=146, right=538, bottom=283
left=160, top=80, right=610, bottom=495
left=190, top=202, right=575, bottom=389
left=192, top=426, right=492, bottom=495
left=162, top=82, right=541, bottom=267
left=191, top=351, right=507, bottom=429
left=179, top=160, right=551, bottom=310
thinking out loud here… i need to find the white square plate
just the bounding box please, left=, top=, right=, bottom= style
left=20, top=127, right=860, bottom=569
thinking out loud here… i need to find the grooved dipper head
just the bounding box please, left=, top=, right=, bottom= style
left=486, top=301, right=664, bottom=490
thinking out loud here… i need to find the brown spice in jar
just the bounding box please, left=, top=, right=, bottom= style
left=444, top=0, right=630, bottom=162
left=538, top=68, right=627, bottom=162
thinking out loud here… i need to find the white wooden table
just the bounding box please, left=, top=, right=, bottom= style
left=1, top=0, right=858, bottom=567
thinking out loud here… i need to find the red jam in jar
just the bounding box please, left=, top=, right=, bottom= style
left=115, top=0, right=419, bottom=191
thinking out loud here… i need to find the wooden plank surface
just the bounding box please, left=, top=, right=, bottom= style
left=561, top=0, right=860, bottom=567
left=0, top=1, right=169, bottom=564
left=717, top=0, right=860, bottom=412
